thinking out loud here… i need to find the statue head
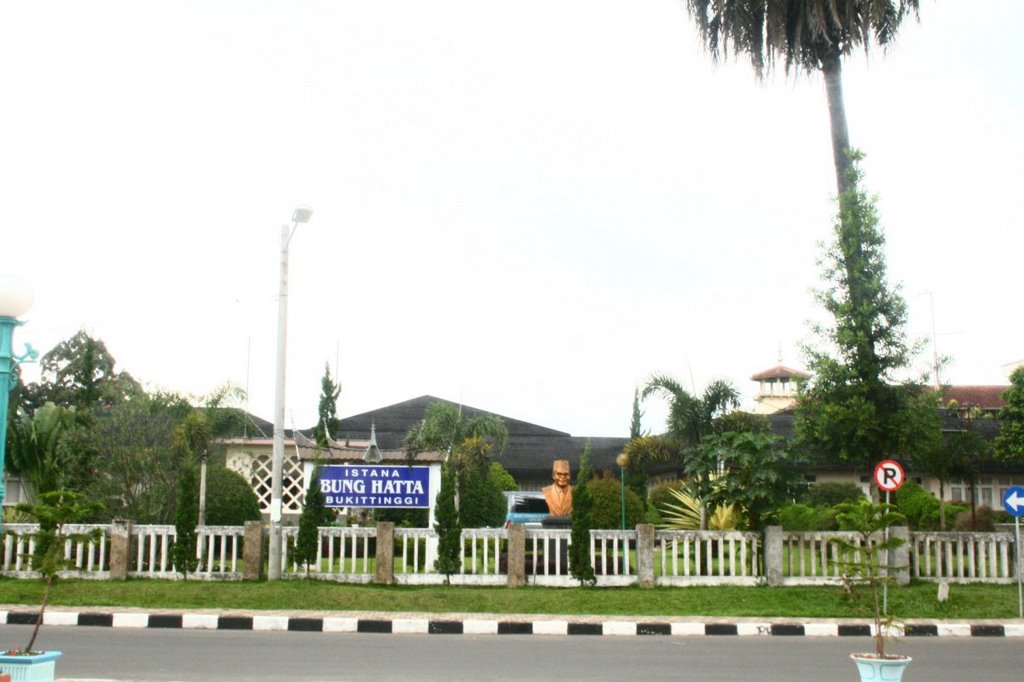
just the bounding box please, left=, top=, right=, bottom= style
left=551, top=459, right=571, bottom=489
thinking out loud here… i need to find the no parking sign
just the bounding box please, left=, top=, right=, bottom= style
left=873, top=459, right=905, bottom=492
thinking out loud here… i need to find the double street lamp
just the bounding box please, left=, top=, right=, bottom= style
left=268, top=207, right=312, bottom=581
left=0, top=276, right=37, bottom=532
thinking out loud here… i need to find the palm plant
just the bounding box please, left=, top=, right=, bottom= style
left=684, top=0, right=920, bottom=196
left=642, top=374, right=739, bottom=528
left=404, top=401, right=508, bottom=460
left=658, top=485, right=739, bottom=531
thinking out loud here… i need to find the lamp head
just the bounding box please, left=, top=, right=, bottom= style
left=292, top=207, right=313, bottom=224
left=0, top=274, right=33, bottom=318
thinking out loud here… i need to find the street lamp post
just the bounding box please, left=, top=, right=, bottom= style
left=267, top=207, right=312, bottom=581
left=0, top=275, right=37, bottom=533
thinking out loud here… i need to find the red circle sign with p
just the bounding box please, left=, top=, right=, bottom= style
left=874, top=459, right=905, bottom=492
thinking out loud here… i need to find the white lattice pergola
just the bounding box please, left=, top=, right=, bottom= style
left=250, top=453, right=304, bottom=515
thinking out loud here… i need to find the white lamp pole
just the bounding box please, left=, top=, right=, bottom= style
left=0, top=275, right=36, bottom=533
left=268, top=207, right=312, bottom=581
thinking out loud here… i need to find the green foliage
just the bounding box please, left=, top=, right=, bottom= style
left=375, top=507, right=429, bottom=527
left=832, top=499, right=907, bottom=657
left=171, top=464, right=199, bottom=578
left=585, top=473, right=645, bottom=530
left=173, top=410, right=212, bottom=459
left=778, top=504, right=836, bottom=531
left=12, top=490, right=104, bottom=653
left=85, top=392, right=192, bottom=523
left=202, top=467, right=262, bottom=526
left=954, top=504, right=997, bottom=532
left=797, top=157, right=941, bottom=474
left=313, top=363, right=341, bottom=448
left=433, top=460, right=461, bottom=581
left=994, top=367, right=1024, bottom=463
left=25, top=329, right=142, bottom=412
left=648, top=481, right=686, bottom=515
left=569, top=441, right=596, bottom=585
left=487, top=462, right=518, bottom=492
left=687, top=432, right=806, bottom=530
left=713, top=411, right=770, bottom=436
left=405, top=401, right=509, bottom=459
left=657, top=485, right=739, bottom=530
left=629, top=387, right=643, bottom=439
left=456, top=440, right=507, bottom=529
left=894, top=480, right=938, bottom=530
left=6, top=401, right=94, bottom=498
left=800, top=482, right=865, bottom=508
left=642, top=374, right=739, bottom=449
left=293, top=472, right=331, bottom=576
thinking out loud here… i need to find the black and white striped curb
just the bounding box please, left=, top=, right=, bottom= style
left=2, top=611, right=1022, bottom=637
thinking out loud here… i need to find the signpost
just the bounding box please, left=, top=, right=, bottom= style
left=873, top=460, right=905, bottom=615
left=1002, top=486, right=1024, bottom=618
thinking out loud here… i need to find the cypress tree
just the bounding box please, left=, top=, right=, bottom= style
left=294, top=470, right=329, bottom=577
left=569, top=440, right=596, bottom=585
left=313, top=363, right=341, bottom=448
left=433, top=460, right=461, bottom=582
left=171, top=464, right=199, bottom=578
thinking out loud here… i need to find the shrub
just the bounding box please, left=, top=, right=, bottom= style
left=203, top=466, right=262, bottom=526
left=954, top=504, right=997, bottom=531
left=801, top=482, right=865, bottom=508
left=648, top=481, right=686, bottom=514
left=779, top=504, right=814, bottom=530
left=895, top=480, right=940, bottom=530
left=586, top=473, right=644, bottom=530
left=778, top=504, right=837, bottom=531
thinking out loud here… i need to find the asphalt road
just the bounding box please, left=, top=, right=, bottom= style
left=2, top=625, right=1020, bottom=681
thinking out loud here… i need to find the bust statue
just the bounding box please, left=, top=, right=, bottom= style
left=542, top=459, right=572, bottom=516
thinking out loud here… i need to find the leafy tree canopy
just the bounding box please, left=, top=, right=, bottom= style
left=26, top=330, right=142, bottom=411
left=994, top=367, right=1024, bottom=463
left=796, top=156, right=940, bottom=473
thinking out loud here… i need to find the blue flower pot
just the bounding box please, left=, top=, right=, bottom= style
left=850, top=653, right=911, bottom=681
left=0, top=651, right=62, bottom=682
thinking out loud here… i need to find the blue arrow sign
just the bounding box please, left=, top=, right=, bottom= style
left=1003, top=486, right=1024, bottom=517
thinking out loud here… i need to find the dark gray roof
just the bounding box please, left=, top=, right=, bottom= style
left=327, top=395, right=626, bottom=479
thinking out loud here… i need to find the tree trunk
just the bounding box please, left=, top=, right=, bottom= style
left=822, top=54, right=852, bottom=196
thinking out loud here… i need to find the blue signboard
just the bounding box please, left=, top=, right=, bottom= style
left=1003, top=486, right=1024, bottom=518
left=317, top=465, right=431, bottom=509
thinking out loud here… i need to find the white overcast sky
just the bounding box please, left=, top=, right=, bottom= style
left=2, top=1, right=1021, bottom=438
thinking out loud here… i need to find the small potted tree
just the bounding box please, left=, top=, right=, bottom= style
left=831, top=499, right=911, bottom=681
left=1, top=490, right=103, bottom=682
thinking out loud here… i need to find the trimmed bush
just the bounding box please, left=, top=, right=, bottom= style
left=778, top=504, right=837, bottom=531
left=586, top=473, right=644, bottom=530
left=203, top=466, right=262, bottom=526
left=800, top=482, right=865, bottom=508
left=895, top=480, right=940, bottom=530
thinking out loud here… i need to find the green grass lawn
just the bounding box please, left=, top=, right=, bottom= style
left=0, top=578, right=1018, bottom=620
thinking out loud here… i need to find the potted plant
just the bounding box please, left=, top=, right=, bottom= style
left=1, top=490, right=102, bottom=682
left=832, top=499, right=911, bottom=681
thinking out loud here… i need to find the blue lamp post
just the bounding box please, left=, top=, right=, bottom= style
left=0, top=275, right=37, bottom=533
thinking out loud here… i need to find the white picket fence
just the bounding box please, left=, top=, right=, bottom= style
left=1, top=523, right=1019, bottom=586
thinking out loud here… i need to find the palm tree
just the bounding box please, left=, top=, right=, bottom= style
left=684, top=0, right=920, bottom=195
left=641, top=374, right=740, bottom=528
left=642, top=374, right=740, bottom=449
left=403, top=401, right=508, bottom=459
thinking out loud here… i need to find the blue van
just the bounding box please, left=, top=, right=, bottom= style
left=503, top=491, right=550, bottom=528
